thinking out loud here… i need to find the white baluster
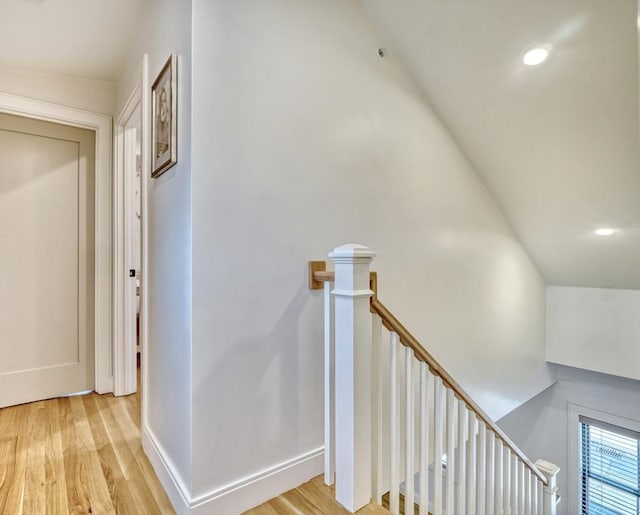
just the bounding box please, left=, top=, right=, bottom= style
left=486, top=431, right=495, bottom=515
left=529, top=473, right=538, bottom=515
left=371, top=313, right=383, bottom=503
left=457, top=401, right=468, bottom=515
left=477, top=421, right=486, bottom=515
left=510, top=455, right=518, bottom=515
left=503, top=450, right=511, bottom=515
left=330, top=244, right=376, bottom=511
left=433, top=377, right=444, bottom=515
left=531, top=474, right=538, bottom=515
left=535, top=460, right=560, bottom=515
left=495, top=439, right=503, bottom=515
left=323, top=279, right=335, bottom=485
left=446, top=389, right=456, bottom=515
left=405, top=348, right=415, bottom=513
left=537, top=478, right=543, bottom=515
left=525, top=468, right=531, bottom=515
left=390, top=332, right=400, bottom=515
left=467, top=414, right=477, bottom=515
left=518, top=461, right=525, bottom=515
left=418, top=363, right=430, bottom=515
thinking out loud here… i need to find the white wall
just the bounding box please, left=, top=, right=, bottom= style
left=189, top=0, right=554, bottom=510
left=547, top=286, right=640, bottom=380
left=0, top=66, right=115, bottom=114
left=115, top=0, right=193, bottom=509
left=498, top=364, right=640, bottom=515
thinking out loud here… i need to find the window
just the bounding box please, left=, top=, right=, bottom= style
left=580, top=416, right=640, bottom=515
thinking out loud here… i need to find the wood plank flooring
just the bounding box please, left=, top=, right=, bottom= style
left=0, top=383, right=412, bottom=514
left=0, top=384, right=174, bottom=514
left=243, top=475, right=391, bottom=514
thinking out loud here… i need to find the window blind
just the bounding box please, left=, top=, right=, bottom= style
left=580, top=416, right=640, bottom=515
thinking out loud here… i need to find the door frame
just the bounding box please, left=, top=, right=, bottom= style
left=113, top=54, right=149, bottom=397
left=0, top=91, right=113, bottom=394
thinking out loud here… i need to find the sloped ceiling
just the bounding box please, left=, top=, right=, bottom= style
left=364, top=0, right=640, bottom=289
left=0, top=0, right=144, bottom=81
left=0, top=0, right=638, bottom=288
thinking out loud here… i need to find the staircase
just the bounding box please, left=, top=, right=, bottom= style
left=308, top=244, right=560, bottom=515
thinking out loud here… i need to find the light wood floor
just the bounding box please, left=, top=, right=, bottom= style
left=0, top=383, right=174, bottom=514
left=244, top=475, right=391, bottom=514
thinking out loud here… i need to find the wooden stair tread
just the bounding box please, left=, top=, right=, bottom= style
left=381, top=491, right=426, bottom=515
left=244, top=475, right=391, bottom=514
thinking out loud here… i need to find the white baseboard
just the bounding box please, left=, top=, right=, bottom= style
left=142, top=424, right=324, bottom=515
left=142, top=426, right=191, bottom=515
left=190, top=447, right=324, bottom=515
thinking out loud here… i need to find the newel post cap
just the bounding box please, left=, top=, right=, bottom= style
left=535, top=459, right=560, bottom=478
left=329, top=243, right=376, bottom=262
left=536, top=459, right=560, bottom=489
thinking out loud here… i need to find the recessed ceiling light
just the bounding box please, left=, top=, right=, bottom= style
left=523, top=46, right=550, bottom=66
left=594, top=228, right=617, bottom=236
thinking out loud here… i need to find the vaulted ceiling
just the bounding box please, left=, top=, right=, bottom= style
left=364, top=0, right=640, bottom=289
left=1, top=0, right=638, bottom=289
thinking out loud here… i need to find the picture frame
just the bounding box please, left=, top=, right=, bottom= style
left=151, top=54, right=177, bottom=178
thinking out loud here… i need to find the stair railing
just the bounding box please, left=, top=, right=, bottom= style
left=309, top=244, right=560, bottom=515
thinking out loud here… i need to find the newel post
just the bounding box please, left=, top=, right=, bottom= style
left=536, top=459, right=560, bottom=515
left=329, top=243, right=376, bottom=512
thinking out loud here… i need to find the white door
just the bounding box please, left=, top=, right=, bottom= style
left=0, top=113, right=95, bottom=407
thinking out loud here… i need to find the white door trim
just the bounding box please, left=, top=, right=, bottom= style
left=0, top=91, right=113, bottom=394
left=113, top=54, right=149, bottom=398
left=139, top=54, right=151, bottom=432
left=114, top=78, right=141, bottom=397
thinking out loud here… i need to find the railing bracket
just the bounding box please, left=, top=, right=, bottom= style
left=308, top=260, right=327, bottom=290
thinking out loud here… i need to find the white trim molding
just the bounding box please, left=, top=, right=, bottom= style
left=190, top=447, right=324, bottom=514
left=142, top=424, right=323, bottom=515
left=139, top=54, right=151, bottom=436
left=142, top=427, right=191, bottom=515
left=0, top=91, right=113, bottom=394
left=113, top=57, right=145, bottom=398
left=567, top=403, right=640, bottom=515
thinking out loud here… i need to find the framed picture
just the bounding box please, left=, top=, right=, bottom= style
left=151, top=54, right=177, bottom=178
